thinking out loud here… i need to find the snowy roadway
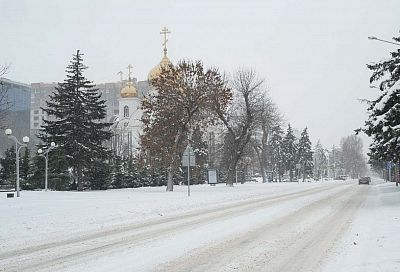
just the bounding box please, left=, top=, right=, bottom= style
left=0, top=180, right=399, bottom=271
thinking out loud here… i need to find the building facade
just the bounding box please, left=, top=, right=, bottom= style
left=0, top=78, right=31, bottom=155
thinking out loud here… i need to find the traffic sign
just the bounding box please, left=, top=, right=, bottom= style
left=182, top=146, right=196, bottom=166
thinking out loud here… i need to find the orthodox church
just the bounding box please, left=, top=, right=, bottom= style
left=110, top=27, right=172, bottom=157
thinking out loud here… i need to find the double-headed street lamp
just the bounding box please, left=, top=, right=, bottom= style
left=5, top=129, right=29, bottom=197
left=368, top=36, right=400, bottom=46
left=38, top=142, right=56, bottom=191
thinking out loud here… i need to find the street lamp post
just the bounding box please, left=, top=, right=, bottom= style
left=5, top=129, right=29, bottom=197
left=38, top=142, right=56, bottom=191
left=368, top=36, right=400, bottom=46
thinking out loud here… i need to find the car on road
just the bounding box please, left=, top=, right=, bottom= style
left=335, top=175, right=348, bottom=181
left=358, top=176, right=371, bottom=185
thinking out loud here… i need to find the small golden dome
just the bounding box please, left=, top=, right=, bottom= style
left=148, top=55, right=172, bottom=82
left=121, top=83, right=138, bottom=98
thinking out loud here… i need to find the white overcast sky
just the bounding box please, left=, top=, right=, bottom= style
left=1, top=0, right=399, bottom=150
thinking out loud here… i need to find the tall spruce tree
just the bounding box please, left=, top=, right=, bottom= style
left=39, top=50, right=112, bottom=191
left=297, top=128, right=313, bottom=182
left=359, top=32, right=400, bottom=167
left=313, top=140, right=327, bottom=180
left=269, top=126, right=284, bottom=182
left=282, top=124, right=297, bottom=182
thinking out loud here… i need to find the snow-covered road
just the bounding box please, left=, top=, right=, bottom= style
left=0, top=180, right=398, bottom=271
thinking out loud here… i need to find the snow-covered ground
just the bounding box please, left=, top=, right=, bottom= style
left=0, top=179, right=398, bottom=272
left=323, top=180, right=400, bottom=272
left=0, top=181, right=328, bottom=251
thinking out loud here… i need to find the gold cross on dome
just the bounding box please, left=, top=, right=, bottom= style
left=160, top=26, right=171, bottom=56
left=127, top=64, right=133, bottom=79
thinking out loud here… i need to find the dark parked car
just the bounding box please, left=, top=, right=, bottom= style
left=358, top=177, right=371, bottom=185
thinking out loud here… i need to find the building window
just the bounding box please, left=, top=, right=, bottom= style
left=34, top=110, right=39, bottom=114
left=124, top=106, right=129, bottom=117
left=34, top=116, right=39, bottom=121
left=34, top=123, right=39, bottom=127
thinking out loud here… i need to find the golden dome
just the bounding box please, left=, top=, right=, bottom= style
left=121, top=82, right=138, bottom=98
left=148, top=55, right=172, bottom=82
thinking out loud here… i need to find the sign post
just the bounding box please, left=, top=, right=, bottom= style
left=182, top=145, right=195, bottom=196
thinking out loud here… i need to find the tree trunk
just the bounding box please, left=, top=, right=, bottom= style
left=166, top=167, right=174, bottom=191
left=226, top=157, right=239, bottom=187
left=77, top=167, right=83, bottom=191
left=253, top=145, right=266, bottom=183
left=165, top=130, right=184, bottom=192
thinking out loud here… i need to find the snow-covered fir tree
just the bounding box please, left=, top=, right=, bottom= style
left=282, top=124, right=298, bottom=182
left=360, top=32, right=400, bottom=167
left=297, top=127, right=313, bottom=182
left=313, top=140, right=327, bottom=180
left=39, top=50, right=112, bottom=191
left=269, top=126, right=284, bottom=182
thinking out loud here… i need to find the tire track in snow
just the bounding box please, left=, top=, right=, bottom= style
left=154, top=185, right=368, bottom=272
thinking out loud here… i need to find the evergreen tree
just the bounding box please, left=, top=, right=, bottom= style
left=282, top=124, right=297, bottom=182
left=269, top=126, right=284, bottom=182
left=313, top=140, right=327, bottom=180
left=86, top=158, right=111, bottom=190
left=111, top=155, right=125, bottom=189
left=48, top=147, right=70, bottom=191
left=27, top=153, right=45, bottom=190
left=20, top=147, right=31, bottom=189
left=0, top=147, right=16, bottom=185
left=38, top=50, right=112, bottom=191
left=124, top=156, right=139, bottom=188
left=360, top=32, right=400, bottom=166
left=297, top=128, right=313, bottom=182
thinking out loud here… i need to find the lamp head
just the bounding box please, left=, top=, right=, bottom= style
left=5, top=129, right=12, bottom=136
left=22, top=136, right=29, bottom=143
left=50, top=142, right=56, bottom=147
left=368, top=36, right=377, bottom=40
left=38, top=148, right=43, bottom=154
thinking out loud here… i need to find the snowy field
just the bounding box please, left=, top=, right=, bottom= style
left=0, top=179, right=399, bottom=271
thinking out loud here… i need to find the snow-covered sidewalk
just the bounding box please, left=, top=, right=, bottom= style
left=323, top=180, right=400, bottom=272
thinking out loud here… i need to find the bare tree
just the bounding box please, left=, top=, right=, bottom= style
left=340, top=135, right=367, bottom=178
left=213, top=69, right=264, bottom=186
left=250, top=93, right=282, bottom=183
left=142, top=60, right=232, bottom=191
left=0, top=64, right=11, bottom=129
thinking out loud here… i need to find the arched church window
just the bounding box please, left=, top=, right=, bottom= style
left=124, top=106, right=129, bottom=117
